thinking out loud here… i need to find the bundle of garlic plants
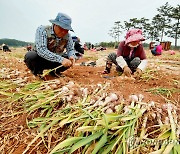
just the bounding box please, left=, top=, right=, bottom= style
left=12, top=79, right=178, bottom=154
left=1, top=75, right=178, bottom=154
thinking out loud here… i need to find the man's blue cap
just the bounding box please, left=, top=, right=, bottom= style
left=49, top=12, right=74, bottom=32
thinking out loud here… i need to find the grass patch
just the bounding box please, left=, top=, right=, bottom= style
left=140, top=68, right=157, bottom=82
left=145, top=87, right=179, bottom=98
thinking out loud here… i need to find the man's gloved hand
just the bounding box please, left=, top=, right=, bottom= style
left=133, top=68, right=142, bottom=79
left=69, top=56, right=75, bottom=67
left=62, top=58, right=72, bottom=67
left=123, top=66, right=132, bottom=77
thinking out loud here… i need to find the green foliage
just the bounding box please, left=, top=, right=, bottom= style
left=166, top=4, right=180, bottom=46
left=98, top=41, right=116, bottom=48
left=109, top=2, right=180, bottom=46
left=0, top=38, right=33, bottom=47
left=96, top=42, right=150, bottom=48
left=146, top=87, right=179, bottom=98
left=109, top=21, right=123, bottom=43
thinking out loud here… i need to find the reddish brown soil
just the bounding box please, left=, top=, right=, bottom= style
left=1, top=55, right=179, bottom=102
left=0, top=50, right=179, bottom=153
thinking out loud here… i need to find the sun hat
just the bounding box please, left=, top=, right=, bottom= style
left=49, top=12, right=74, bottom=31
left=125, top=29, right=145, bottom=45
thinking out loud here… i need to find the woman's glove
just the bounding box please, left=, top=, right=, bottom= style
left=133, top=68, right=142, bottom=79
left=123, top=66, right=132, bottom=77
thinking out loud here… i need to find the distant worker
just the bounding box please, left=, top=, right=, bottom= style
left=2, top=43, right=5, bottom=47
left=102, top=29, right=147, bottom=79
left=88, top=43, right=91, bottom=50
left=24, top=12, right=76, bottom=76
left=151, top=39, right=162, bottom=56
left=83, top=44, right=88, bottom=50
left=72, top=36, right=84, bottom=59
left=26, top=44, right=32, bottom=51
left=2, top=44, right=11, bottom=52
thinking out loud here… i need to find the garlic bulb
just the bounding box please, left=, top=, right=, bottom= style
left=129, top=95, right=138, bottom=103
left=109, top=93, right=118, bottom=102
left=129, top=94, right=138, bottom=107
left=103, top=93, right=118, bottom=107
left=90, top=99, right=96, bottom=105
left=50, top=84, right=57, bottom=89
left=66, top=95, right=73, bottom=102
left=6, top=75, right=11, bottom=79
left=156, top=108, right=162, bottom=114
left=55, top=79, right=61, bottom=84
left=67, top=81, right=75, bottom=88
left=24, top=77, right=29, bottom=81
left=97, top=83, right=102, bottom=88
left=162, top=103, right=174, bottom=111
left=45, top=86, right=51, bottom=90
left=151, top=113, right=156, bottom=119
left=82, top=88, right=88, bottom=97
left=124, top=106, right=130, bottom=114
left=16, top=88, right=21, bottom=92
left=148, top=101, right=155, bottom=107
left=98, top=101, right=104, bottom=106
left=105, top=108, right=113, bottom=114
left=61, top=86, right=69, bottom=93
left=14, top=71, right=20, bottom=76
left=105, top=96, right=110, bottom=102
left=115, top=105, right=122, bottom=113
left=80, top=88, right=85, bottom=91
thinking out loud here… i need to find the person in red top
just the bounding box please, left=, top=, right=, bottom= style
left=151, top=39, right=162, bottom=56
left=26, top=44, right=32, bottom=51
left=103, top=29, right=147, bottom=79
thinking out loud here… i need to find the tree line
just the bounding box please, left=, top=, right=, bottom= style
left=109, top=2, right=180, bottom=47
left=0, top=39, right=33, bottom=47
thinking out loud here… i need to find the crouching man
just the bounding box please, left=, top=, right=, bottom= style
left=72, top=36, right=84, bottom=59
left=24, top=12, right=76, bottom=77
left=103, top=29, right=147, bottom=79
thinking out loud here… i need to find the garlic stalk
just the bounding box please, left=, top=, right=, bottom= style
left=164, top=117, right=169, bottom=125
left=138, top=94, right=144, bottom=102
left=156, top=112, right=163, bottom=126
